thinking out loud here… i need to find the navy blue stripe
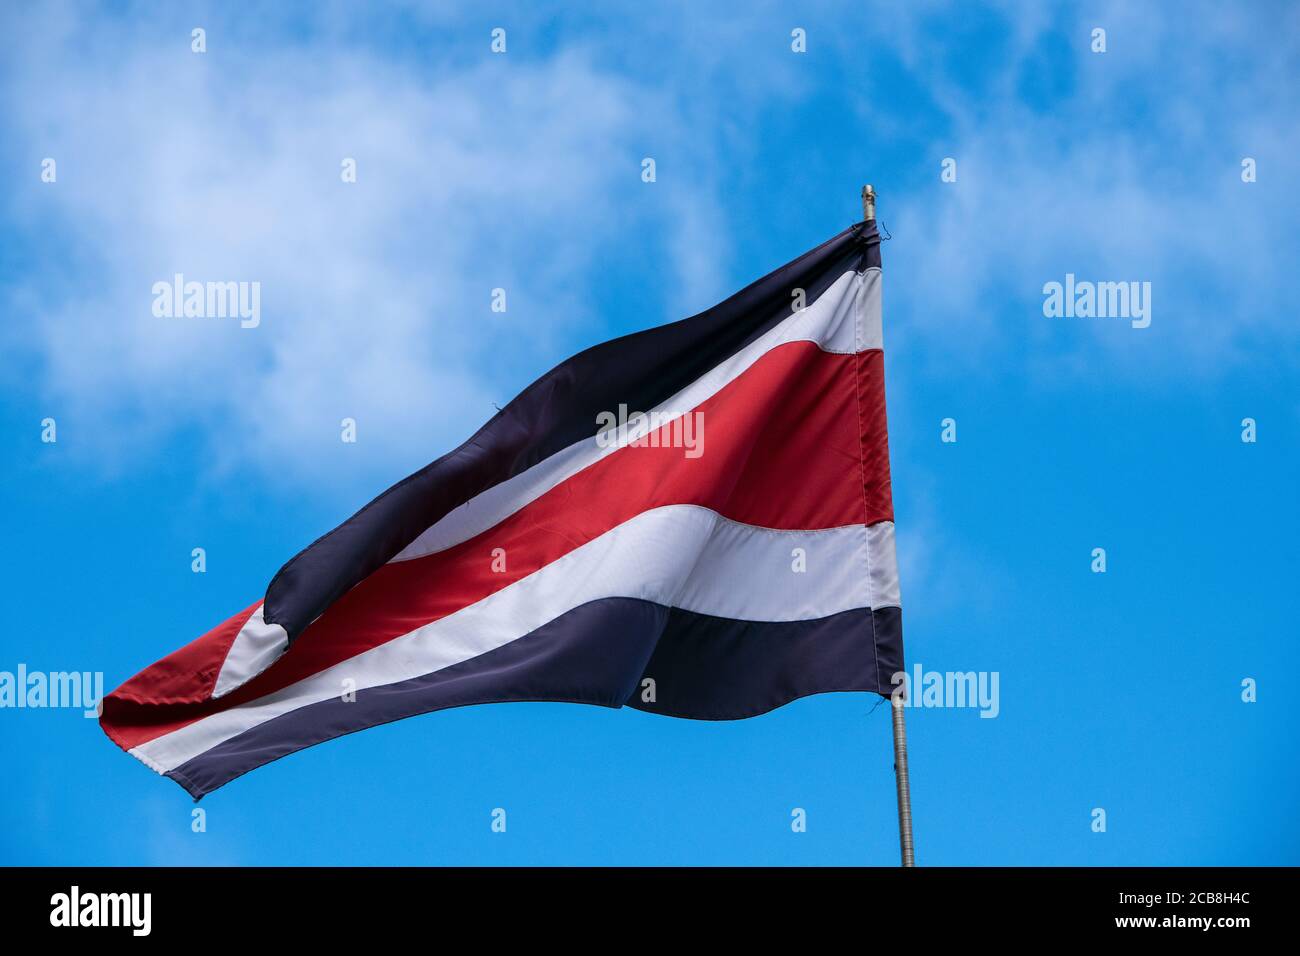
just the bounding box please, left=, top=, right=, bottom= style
left=629, top=605, right=902, bottom=719
left=263, top=223, right=881, bottom=640
left=871, top=606, right=904, bottom=697
left=167, top=598, right=902, bottom=799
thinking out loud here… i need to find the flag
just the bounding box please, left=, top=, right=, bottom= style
left=99, top=220, right=902, bottom=798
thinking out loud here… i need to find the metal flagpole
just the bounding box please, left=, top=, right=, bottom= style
left=862, top=183, right=916, bottom=868
left=891, top=698, right=915, bottom=866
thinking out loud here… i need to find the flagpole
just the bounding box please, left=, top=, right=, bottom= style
left=862, top=183, right=915, bottom=868
left=891, top=697, right=915, bottom=866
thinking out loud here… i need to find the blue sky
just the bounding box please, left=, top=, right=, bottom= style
left=1, top=0, right=1297, bottom=865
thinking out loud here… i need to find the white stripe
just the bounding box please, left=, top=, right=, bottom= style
left=212, top=606, right=289, bottom=700
left=866, top=521, right=901, bottom=608
left=392, top=266, right=881, bottom=563
left=858, top=266, right=882, bottom=351
left=134, top=507, right=899, bottom=772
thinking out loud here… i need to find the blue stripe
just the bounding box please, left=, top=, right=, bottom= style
left=167, top=600, right=902, bottom=799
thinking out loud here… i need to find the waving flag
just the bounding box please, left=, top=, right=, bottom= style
left=100, top=221, right=902, bottom=799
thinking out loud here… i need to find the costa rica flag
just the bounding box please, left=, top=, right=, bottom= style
left=100, top=220, right=902, bottom=799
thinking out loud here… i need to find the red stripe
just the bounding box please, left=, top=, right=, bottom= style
left=99, top=601, right=262, bottom=756
left=104, top=340, right=893, bottom=749
left=858, top=349, right=894, bottom=523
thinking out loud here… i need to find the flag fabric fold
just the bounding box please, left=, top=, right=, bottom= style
left=100, top=220, right=903, bottom=798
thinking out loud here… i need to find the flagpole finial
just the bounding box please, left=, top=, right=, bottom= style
left=861, top=184, right=876, bottom=221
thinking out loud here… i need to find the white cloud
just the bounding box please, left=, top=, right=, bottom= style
left=4, top=0, right=1295, bottom=498
left=0, top=6, right=728, bottom=490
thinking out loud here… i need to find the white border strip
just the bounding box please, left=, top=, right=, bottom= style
left=212, top=606, right=289, bottom=700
